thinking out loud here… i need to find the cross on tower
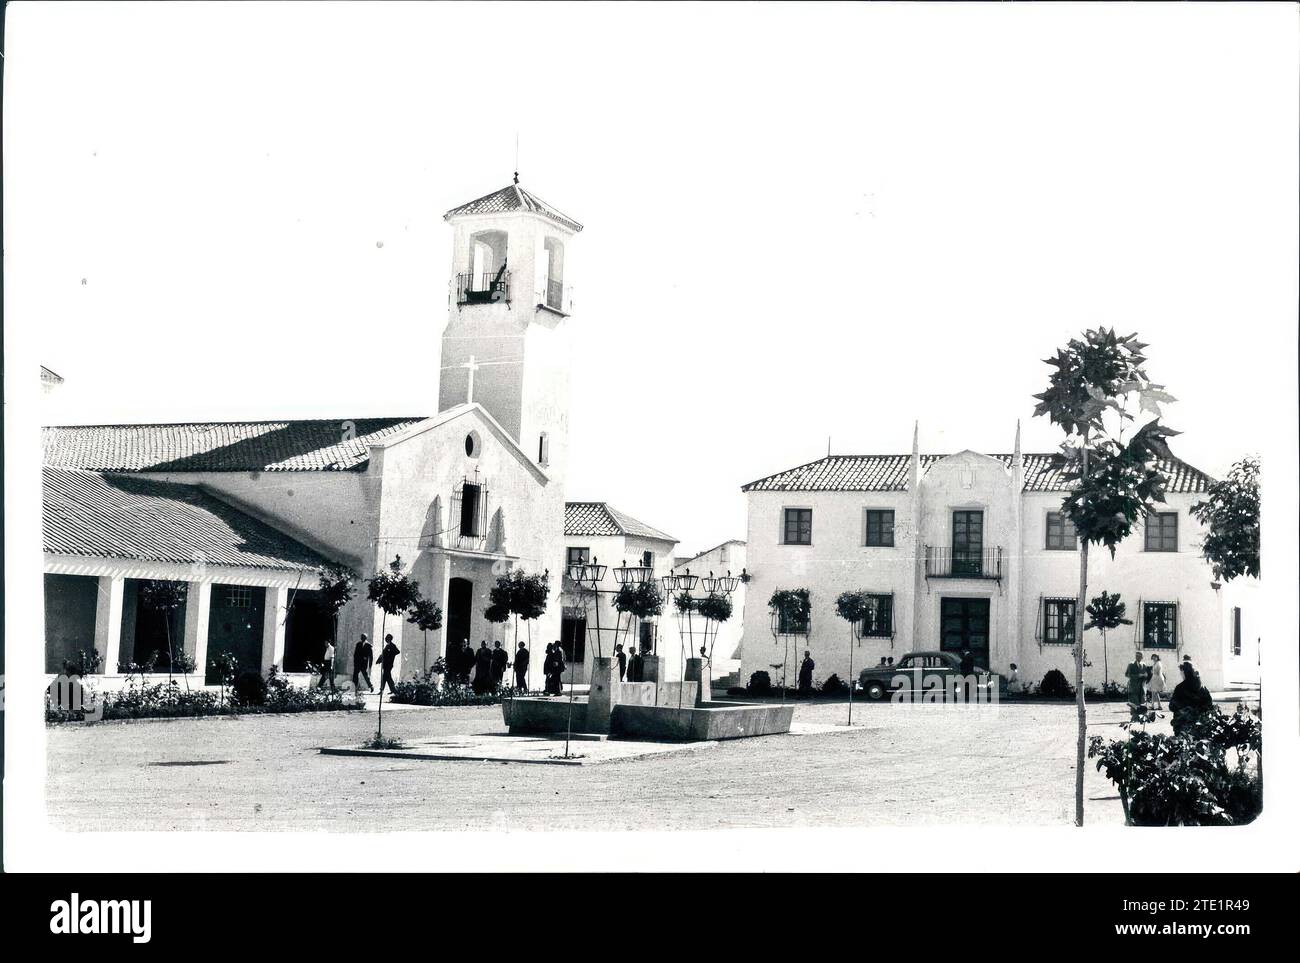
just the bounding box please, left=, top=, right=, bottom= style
left=463, top=355, right=480, bottom=404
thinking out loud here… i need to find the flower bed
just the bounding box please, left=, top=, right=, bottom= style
left=46, top=670, right=363, bottom=724
left=388, top=677, right=521, bottom=707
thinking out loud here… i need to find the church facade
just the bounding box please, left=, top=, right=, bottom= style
left=737, top=428, right=1259, bottom=693
left=42, top=181, right=582, bottom=685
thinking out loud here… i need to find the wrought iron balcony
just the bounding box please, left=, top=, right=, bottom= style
left=924, top=546, right=1003, bottom=580
left=456, top=270, right=510, bottom=306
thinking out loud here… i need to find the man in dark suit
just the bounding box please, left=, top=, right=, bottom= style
left=352, top=633, right=374, bottom=692
left=491, top=641, right=509, bottom=686
left=514, top=641, right=530, bottom=691
left=377, top=634, right=400, bottom=696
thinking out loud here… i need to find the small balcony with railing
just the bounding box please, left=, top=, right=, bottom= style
left=924, top=546, right=1003, bottom=581
left=456, top=270, right=511, bottom=307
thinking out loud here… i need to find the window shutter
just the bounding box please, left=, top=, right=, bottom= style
left=1175, top=601, right=1182, bottom=650
left=889, top=591, right=896, bottom=640
left=1134, top=598, right=1144, bottom=647
left=1034, top=594, right=1043, bottom=644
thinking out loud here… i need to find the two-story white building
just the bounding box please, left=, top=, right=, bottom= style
left=560, top=501, right=678, bottom=683
left=738, top=426, right=1258, bottom=693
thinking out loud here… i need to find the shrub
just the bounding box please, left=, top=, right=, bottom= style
left=61, top=647, right=102, bottom=677
left=747, top=670, right=772, bottom=696
left=726, top=686, right=748, bottom=697
left=389, top=677, right=505, bottom=707
left=362, top=733, right=404, bottom=750
left=232, top=670, right=268, bottom=708
left=1040, top=668, right=1074, bottom=699
left=821, top=674, right=848, bottom=696
left=1089, top=703, right=1262, bottom=825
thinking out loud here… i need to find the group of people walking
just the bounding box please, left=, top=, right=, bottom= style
left=312, top=633, right=399, bottom=696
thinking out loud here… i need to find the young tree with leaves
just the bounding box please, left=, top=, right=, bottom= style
left=407, top=597, right=444, bottom=677
left=834, top=590, right=870, bottom=725
left=139, top=580, right=189, bottom=689
left=1084, top=590, right=1134, bottom=688
left=366, top=555, right=423, bottom=736
left=1033, top=327, right=1178, bottom=827
left=1191, top=455, right=1260, bottom=583
left=768, top=588, right=811, bottom=700
left=318, top=563, right=357, bottom=645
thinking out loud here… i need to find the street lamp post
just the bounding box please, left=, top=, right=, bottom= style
left=564, top=556, right=606, bottom=759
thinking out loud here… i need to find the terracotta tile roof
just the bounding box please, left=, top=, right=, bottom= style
left=42, top=418, right=425, bottom=472
left=742, top=453, right=1214, bottom=494
left=444, top=183, right=583, bottom=233
left=564, top=502, right=676, bottom=542
left=44, top=468, right=333, bottom=571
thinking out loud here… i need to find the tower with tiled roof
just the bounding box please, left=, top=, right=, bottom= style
left=438, top=175, right=582, bottom=490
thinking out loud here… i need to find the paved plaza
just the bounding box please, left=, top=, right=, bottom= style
left=47, top=695, right=1242, bottom=832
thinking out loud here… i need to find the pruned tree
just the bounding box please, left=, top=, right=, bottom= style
left=768, top=588, right=811, bottom=699
left=407, top=597, right=444, bottom=677
left=488, top=569, right=550, bottom=687
left=835, top=590, right=871, bottom=725
left=612, top=580, right=664, bottom=655
left=318, top=563, right=357, bottom=644
left=695, top=592, right=733, bottom=666
left=366, top=555, right=422, bottom=737
left=1033, top=327, right=1178, bottom=827
left=1191, top=455, right=1260, bottom=583
left=1085, top=590, right=1134, bottom=688
left=139, top=580, right=189, bottom=689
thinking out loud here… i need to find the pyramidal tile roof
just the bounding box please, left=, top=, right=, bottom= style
left=444, top=182, right=583, bottom=233
left=42, top=418, right=426, bottom=473
left=742, top=453, right=1214, bottom=494
left=44, top=467, right=333, bottom=571
left=564, top=502, right=675, bottom=543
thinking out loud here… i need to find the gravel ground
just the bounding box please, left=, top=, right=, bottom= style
left=43, top=697, right=1155, bottom=831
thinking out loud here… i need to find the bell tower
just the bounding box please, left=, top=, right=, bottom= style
left=439, top=176, right=581, bottom=485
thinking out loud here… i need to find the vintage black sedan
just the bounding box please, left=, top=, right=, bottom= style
left=857, top=650, right=1001, bottom=701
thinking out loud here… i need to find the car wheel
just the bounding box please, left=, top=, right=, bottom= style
left=864, top=681, right=887, bottom=701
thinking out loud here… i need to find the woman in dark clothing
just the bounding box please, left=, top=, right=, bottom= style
left=542, top=643, right=556, bottom=694
left=550, top=642, right=567, bottom=695
left=1168, top=661, right=1214, bottom=734
left=798, top=650, right=815, bottom=695
left=472, top=642, right=494, bottom=694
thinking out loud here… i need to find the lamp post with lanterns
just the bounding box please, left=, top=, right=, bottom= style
left=611, top=557, right=654, bottom=654
left=562, top=555, right=607, bottom=759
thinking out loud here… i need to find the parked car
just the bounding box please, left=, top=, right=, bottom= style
left=857, top=650, right=1001, bottom=701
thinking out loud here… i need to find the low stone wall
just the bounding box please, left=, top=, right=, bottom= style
left=610, top=701, right=794, bottom=741
left=503, top=697, right=590, bottom=733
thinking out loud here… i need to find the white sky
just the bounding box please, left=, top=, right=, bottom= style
left=7, top=2, right=1298, bottom=555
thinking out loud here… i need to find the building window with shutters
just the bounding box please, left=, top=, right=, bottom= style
left=860, top=594, right=893, bottom=638
left=1143, top=601, right=1178, bottom=649
left=1045, top=511, right=1078, bottom=550
left=1042, top=598, right=1076, bottom=645
left=864, top=509, right=895, bottom=547
left=783, top=508, right=812, bottom=545
left=1144, top=512, right=1178, bottom=552
left=1231, top=607, right=1242, bottom=656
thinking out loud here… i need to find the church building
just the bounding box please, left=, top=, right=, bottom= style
left=42, top=180, right=582, bottom=686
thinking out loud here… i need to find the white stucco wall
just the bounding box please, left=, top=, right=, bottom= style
left=739, top=453, right=1244, bottom=692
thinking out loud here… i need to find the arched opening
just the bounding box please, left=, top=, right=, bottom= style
left=542, top=236, right=565, bottom=310
left=460, top=230, right=509, bottom=303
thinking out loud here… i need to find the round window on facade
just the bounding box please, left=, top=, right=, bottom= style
left=465, top=431, right=480, bottom=457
